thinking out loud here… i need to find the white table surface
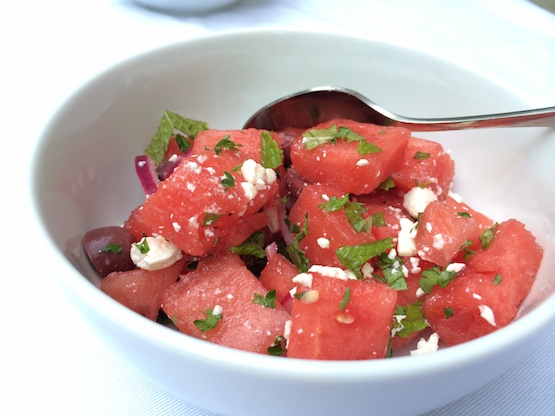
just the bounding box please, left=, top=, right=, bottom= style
left=2, top=0, right=555, bottom=415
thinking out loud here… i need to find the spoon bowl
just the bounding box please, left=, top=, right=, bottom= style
left=244, top=86, right=555, bottom=131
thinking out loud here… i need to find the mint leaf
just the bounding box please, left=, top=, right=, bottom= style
left=493, top=274, right=503, bottom=285
left=221, top=171, right=235, bottom=192
left=229, top=231, right=266, bottom=259
left=393, top=301, right=428, bottom=338
left=260, top=131, right=283, bottom=169
left=202, top=212, right=221, bottom=227
left=252, top=289, right=277, bottom=309
left=268, top=335, right=286, bottom=356
left=344, top=201, right=369, bottom=233
left=286, top=213, right=310, bottom=272
left=194, top=309, right=222, bottom=332
left=357, top=140, right=382, bottom=155
left=336, top=238, right=394, bottom=279
left=101, top=243, right=123, bottom=254
left=444, top=307, right=454, bottom=318
left=339, top=286, right=351, bottom=310
left=479, top=222, right=498, bottom=250
left=377, top=176, right=395, bottom=190
left=213, top=134, right=242, bottom=155
left=419, top=265, right=457, bottom=294
left=145, top=111, right=208, bottom=164
left=318, top=194, right=350, bottom=212
left=370, top=212, right=387, bottom=227
left=377, top=252, right=408, bottom=290
left=302, top=125, right=339, bottom=150
left=135, top=237, right=150, bottom=254
left=413, top=151, right=430, bottom=160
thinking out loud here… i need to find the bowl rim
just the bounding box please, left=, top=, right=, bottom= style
left=30, top=27, right=555, bottom=380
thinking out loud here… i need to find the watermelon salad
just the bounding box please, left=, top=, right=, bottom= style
left=83, top=111, right=544, bottom=360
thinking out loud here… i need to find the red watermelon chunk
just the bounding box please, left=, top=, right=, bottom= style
left=259, top=252, right=299, bottom=303
left=415, top=200, right=478, bottom=267
left=139, top=150, right=279, bottom=257
left=288, top=183, right=376, bottom=268
left=289, top=119, right=410, bottom=194
left=422, top=219, right=543, bottom=345
left=161, top=253, right=291, bottom=354
left=101, top=256, right=187, bottom=321
left=287, top=270, right=397, bottom=360
left=391, top=136, right=455, bottom=199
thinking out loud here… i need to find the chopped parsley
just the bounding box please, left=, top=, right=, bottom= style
left=145, top=111, right=208, bottom=164
left=193, top=309, right=222, bottom=332
left=457, top=211, right=472, bottom=218
left=444, top=307, right=455, bottom=318
left=339, top=286, right=351, bottom=311
left=336, top=237, right=394, bottom=279
left=479, top=222, right=498, bottom=250
left=377, top=176, right=396, bottom=190
left=252, top=289, right=277, bottom=309
left=460, top=239, right=477, bottom=260
left=493, top=274, right=503, bottom=285
left=260, top=131, right=283, bottom=169
left=419, top=265, right=457, bottom=294
left=101, top=243, right=123, bottom=254
left=318, top=194, right=350, bottom=212
left=221, top=171, right=235, bottom=191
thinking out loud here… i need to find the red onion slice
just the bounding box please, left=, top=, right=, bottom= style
left=135, top=155, right=160, bottom=195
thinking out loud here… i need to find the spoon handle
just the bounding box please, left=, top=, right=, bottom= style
left=390, top=106, right=555, bottom=131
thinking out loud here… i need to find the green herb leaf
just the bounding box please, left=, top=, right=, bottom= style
left=357, top=140, right=382, bottom=155
left=202, top=212, right=222, bottom=227
left=268, top=335, right=286, bottom=356
left=336, top=238, right=394, bottom=279
left=457, top=211, right=472, bottom=218
left=344, top=201, right=369, bottom=233
left=318, top=193, right=350, bottom=212
left=302, top=125, right=339, bottom=150
left=229, top=231, right=266, bottom=258
left=419, top=265, right=457, bottom=294
left=212, top=134, right=242, bottom=155
left=413, top=151, right=431, bottom=160
left=221, top=171, right=235, bottom=191
left=286, top=213, right=310, bottom=272
left=479, top=222, right=498, bottom=250
left=493, top=274, right=503, bottom=285
left=135, top=238, right=150, bottom=254
left=339, top=286, right=351, bottom=310
left=101, top=243, right=123, bottom=254
left=252, top=289, right=277, bottom=309
left=444, top=307, right=455, bottom=318
left=175, top=134, right=192, bottom=152
left=377, top=252, right=408, bottom=290
left=377, top=176, right=396, bottom=190
left=145, top=111, right=208, bottom=164
left=194, top=309, right=222, bottom=332
left=393, top=301, right=428, bottom=338
left=260, top=131, right=283, bottom=169
left=370, top=212, right=387, bottom=227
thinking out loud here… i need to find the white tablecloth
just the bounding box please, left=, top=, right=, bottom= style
left=2, top=0, right=555, bottom=415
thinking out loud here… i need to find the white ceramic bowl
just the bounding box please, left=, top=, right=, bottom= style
left=132, top=0, right=242, bottom=14
left=31, top=29, right=555, bottom=416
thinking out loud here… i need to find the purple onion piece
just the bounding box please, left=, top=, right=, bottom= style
left=135, top=154, right=160, bottom=194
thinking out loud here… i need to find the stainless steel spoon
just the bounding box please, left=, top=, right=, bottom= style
left=243, top=86, right=555, bottom=131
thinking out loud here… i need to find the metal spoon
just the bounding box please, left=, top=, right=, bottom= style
left=243, top=86, right=555, bottom=131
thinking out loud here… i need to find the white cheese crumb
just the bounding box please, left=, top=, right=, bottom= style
left=432, top=233, right=446, bottom=249
left=397, top=217, right=418, bottom=257
left=448, top=190, right=463, bottom=203
left=197, top=154, right=208, bottom=164
left=308, top=265, right=357, bottom=281
left=409, top=257, right=421, bottom=274
left=186, top=182, right=196, bottom=192
left=172, top=222, right=182, bottom=232
left=446, top=262, right=466, bottom=274
left=473, top=293, right=482, bottom=300
left=283, top=320, right=292, bottom=341
left=317, top=237, right=331, bottom=249
left=361, top=262, right=375, bottom=278
left=356, top=159, right=370, bottom=166
left=479, top=305, right=497, bottom=326
left=213, top=304, right=223, bottom=316
left=410, top=332, right=440, bottom=355
left=403, top=186, right=438, bottom=218
left=292, top=273, right=313, bottom=288
left=240, top=159, right=276, bottom=200
left=130, top=236, right=183, bottom=271
left=416, top=287, right=426, bottom=298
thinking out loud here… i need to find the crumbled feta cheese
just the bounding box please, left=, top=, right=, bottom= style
left=356, top=159, right=370, bottom=166
left=403, top=186, right=438, bottom=218
left=410, top=332, right=440, bottom=355
left=292, top=273, right=313, bottom=288
left=240, top=159, right=276, bottom=200
left=409, top=257, right=421, bottom=274
left=241, top=182, right=258, bottom=200
left=197, top=154, right=208, bottom=164
left=361, top=262, right=375, bottom=278
left=130, top=236, right=183, bottom=271
left=172, top=222, right=182, bottom=232
left=473, top=293, right=482, bottom=300
left=416, top=287, right=426, bottom=298
left=397, top=217, right=418, bottom=257
left=448, top=191, right=463, bottom=203
left=479, top=305, right=496, bottom=326
left=432, top=233, right=445, bottom=249
left=283, top=320, right=292, bottom=340
left=446, top=262, right=466, bottom=274
left=186, top=182, right=196, bottom=192
left=388, top=248, right=397, bottom=260
left=213, top=304, right=223, bottom=316
left=317, top=237, right=330, bottom=249
left=308, top=265, right=357, bottom=281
